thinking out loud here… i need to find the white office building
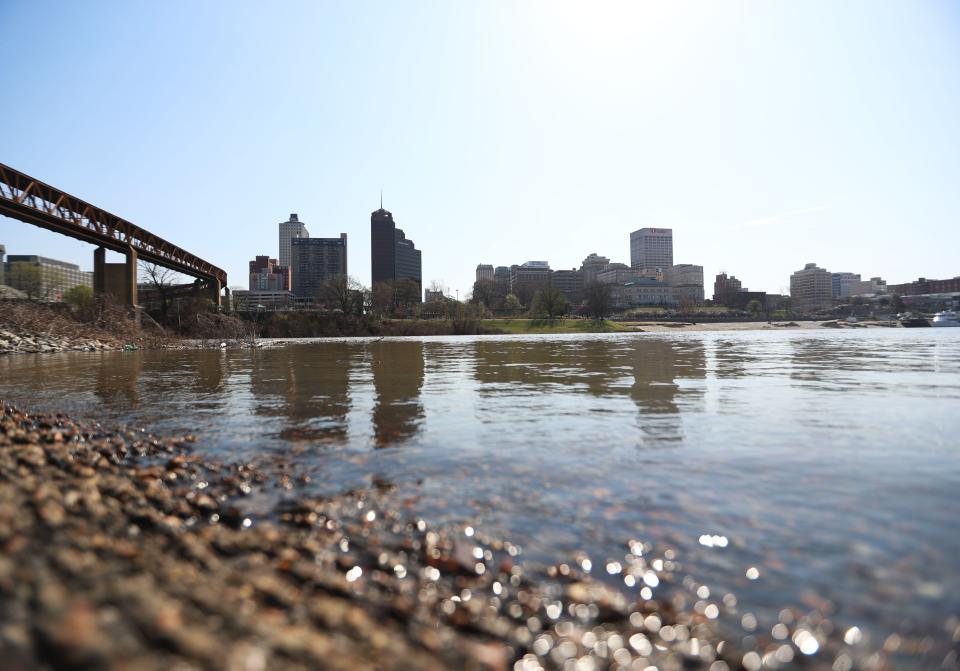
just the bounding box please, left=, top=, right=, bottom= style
left=630, top=228, right=673, bottom=271
left=278, top=213, right=310, bottom=269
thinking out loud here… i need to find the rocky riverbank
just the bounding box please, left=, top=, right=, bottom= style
left=0, top=328, right=121, bottom=354
left=0, top=405, right=916, bottom=670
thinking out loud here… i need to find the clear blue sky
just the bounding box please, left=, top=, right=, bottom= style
left=2, top=1, right=958, bottom=296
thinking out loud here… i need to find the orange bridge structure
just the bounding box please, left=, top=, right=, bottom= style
left=0, top=162, right=227, bottom=308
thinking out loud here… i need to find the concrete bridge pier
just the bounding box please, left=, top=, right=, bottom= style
left=93, top=246, right=139, bottom=309
left=209, top=278, right=222, bottom=309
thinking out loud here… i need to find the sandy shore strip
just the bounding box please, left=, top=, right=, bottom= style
left=620, top=320, right=888, bottom=333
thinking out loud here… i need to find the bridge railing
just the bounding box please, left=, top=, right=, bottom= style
left=0, top=163, right=226, bottom=284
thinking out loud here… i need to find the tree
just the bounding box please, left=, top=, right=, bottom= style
left=745, top=299, right=763, bottom=318
left=63, top=285, right=95, bottom=312
left=891, top=293, right=905, bottom=314
left=471, top=278, right=497, bottom=309
left=679, top=296, right=698, bottom=313
left=504, top=293, right=520, bottom=316
left=394, top=279, right=421, bottom=315
left=6, top=262, right=43, bottom=300
left=583, top=281, right=611, bottom=323
left=140, top=262, right=179, bottom=321
left=531, top=286, right=568, bottom=320
left=320, top=274, right=365, bottom=316
left=371, top=281, right=394, bottom=318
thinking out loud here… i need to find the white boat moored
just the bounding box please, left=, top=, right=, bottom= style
left=931, top=310, right=960, bottom=327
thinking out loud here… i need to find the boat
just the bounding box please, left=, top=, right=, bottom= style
left=931, top=310, right=960, bottom=327
left=899, top=313, right=930, bottom=328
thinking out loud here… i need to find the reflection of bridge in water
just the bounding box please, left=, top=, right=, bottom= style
left=0, top=163, right=226, bottom=307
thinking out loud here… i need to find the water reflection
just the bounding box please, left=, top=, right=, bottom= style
left=630, top=339, right=705, bottom=443
left=469, top=337, right=705, bottom=444
left=250, top=345, right=356, bottom=444
left=371, top=340, right=424, bottom=448
left=96, top=352, right=142, bottom=408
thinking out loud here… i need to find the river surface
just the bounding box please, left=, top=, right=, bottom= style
left=2, top=328, right=959, bottom=665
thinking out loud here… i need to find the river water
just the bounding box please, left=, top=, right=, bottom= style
left=2, top=328, right=959, bottom=665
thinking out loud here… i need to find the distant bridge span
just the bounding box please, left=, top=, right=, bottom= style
left=0, top=162, right=226, bottom=306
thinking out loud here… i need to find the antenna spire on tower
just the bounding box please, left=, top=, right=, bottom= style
left=380, top=190, right=383, bottom=209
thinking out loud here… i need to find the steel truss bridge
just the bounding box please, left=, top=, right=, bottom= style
left=0, top=163, right=226, bottom=303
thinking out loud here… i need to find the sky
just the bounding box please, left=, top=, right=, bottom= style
left=1, top=0, right=958, bottom=297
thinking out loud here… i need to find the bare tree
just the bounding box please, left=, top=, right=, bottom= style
left=583, top=281, right=611, bottom=323
left=471, top=278, right=497, bottom=309
left=320, top=274, right=366, bottom=316
left=394, top=279, right=421, bottom=315
left=532, top=286, right=568, bottom=320
left=6, top=262, right=44, bottom=300
left=139, top=262, right=178, bottom=322
left=371, top=281, right=394, bottom=318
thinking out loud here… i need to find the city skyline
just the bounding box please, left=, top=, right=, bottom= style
left=1, top=2, right=959, bottom=297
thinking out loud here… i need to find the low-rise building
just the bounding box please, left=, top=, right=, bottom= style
left=842, top=276, right=887, bottom=297
left=510, top=261, right=553, bottom=306
left=596, top=264, right=639, bottom=285
left=765, top=293, right=789, bottom=311
left=713, top=273, right=742, bottom=305
left=552, top=269, right=584, bottom=305
left=232, top=290, right=296, bottom=312
left=888, top=276, right=960, bottom=297
left=726, top=290, right=768, bottom=311
left=790, top=262, right=833, bottom=313
left=611, top=279, right=677, bottom=309
left=580, top=253, right=611, bottom=285
left=664, top=264, right=704, bottom=305
left=3, top=254, right=93, bottom=301
left=831, top=272, right=860, bottom=299
left=494, top=266, right=511, bottom=296
left=249, top=256, right=290, bottom=291
left=424, top=289, right=445, bottom=303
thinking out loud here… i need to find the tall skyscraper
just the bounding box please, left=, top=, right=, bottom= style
left=291, top=234, right=348, bottom=299
left=278, top=213, right=309, bottom=269
left=370, top=205, right=422, bottom=296
left=476, top=264, right=494, bottom=283
left=630, top=228, right=673, bottom=270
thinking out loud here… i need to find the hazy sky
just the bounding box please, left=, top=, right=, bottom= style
left=1, top=1, right=958, bottom=296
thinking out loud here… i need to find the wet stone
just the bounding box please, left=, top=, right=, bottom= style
left=0, top=404, right=945, bottom=670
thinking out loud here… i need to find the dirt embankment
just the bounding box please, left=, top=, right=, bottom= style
left=0, top=301, right=137, bottom=354
left=0, top=301, right=255, bottom=354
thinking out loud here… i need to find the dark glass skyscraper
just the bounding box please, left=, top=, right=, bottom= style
left=370, top=206, right=422, bottom=297
left=291, top=234, right=347, bottom=299
left=371, top=208, right=397, bottom=286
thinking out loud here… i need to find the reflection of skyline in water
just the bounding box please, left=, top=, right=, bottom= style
left=371, top=340, right=424, bottom=448
left=470, top=337, right=705, bottom=445
left=3, top=331, right=960, bottom=666
left=250, top=345, right=356, bottom=445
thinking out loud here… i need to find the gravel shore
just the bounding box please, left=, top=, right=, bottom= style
left=0, top=406, right=934, bottom=670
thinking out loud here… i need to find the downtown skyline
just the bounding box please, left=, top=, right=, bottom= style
left=1, top=1, right=958, bottom=298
